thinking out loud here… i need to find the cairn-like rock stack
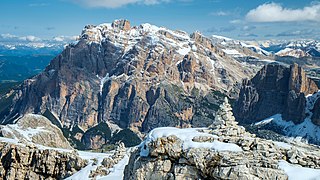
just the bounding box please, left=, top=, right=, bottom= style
left=210, top=97, right=252, bottom=138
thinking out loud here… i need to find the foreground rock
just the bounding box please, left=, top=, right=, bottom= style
left=0, top=114, right=72, bottom=149
left=0, top=141, right=86, bottom=180
left=89, top=142, right=127, bottom=178
left=124, top=98, right=320, bottom=179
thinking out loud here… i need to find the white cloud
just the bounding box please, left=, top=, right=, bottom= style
left=0, top=34, right=78, bottom=44
left=210, top=11, right=229, bottom=16
left=53, top=36, right=78, bottom=42
left=70, top=0, right=170, bottom=8
left=246, top=2, right=320, bottom=22
left=229, top=19, right=242, bottom=24
left=0, top=34, right=42, bottom=42
left=18, top=35, right=42, bottom=42
left=0, top=33, right=18, bottom=39
left=28, top=3, right=49, bottom=7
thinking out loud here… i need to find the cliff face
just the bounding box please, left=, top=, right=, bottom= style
left=234, top=63, right=318, bottom=124
left=3, top=20, right=255, bottom=137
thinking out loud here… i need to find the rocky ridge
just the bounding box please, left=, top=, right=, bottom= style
left=124, top=98, right=320, bottom=179
left=1, top=20, right=262, bottom=149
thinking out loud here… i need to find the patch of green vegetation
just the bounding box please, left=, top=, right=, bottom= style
left=0, top=82, right=20, bottom=95
left=110, top=129, right=141, bottom=147
left=0, top=93, right=15, bottom=119
left=101, top=144, right=117, bottom=152
left=0, top=82, right=20, bottom=120
left=0, top=55, right=54, bottom=82
left=42, top=109, right=88, bottom=150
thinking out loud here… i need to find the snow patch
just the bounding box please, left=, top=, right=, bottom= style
left=279, top=160, right=320, bottom=180
left=177, top=46, right=191, bottom=56
left=223, top=49, right=242, bottom=56
left=212, top=35, right=233, bottom=41
left=96, top=155, right=129, bottom=180
left=255, top=114, right=320, bottom=144
left=97, top=74, right=110, bottom=95
left=273, top=141, right=292, bottom=149
left=140, top=127, right=242, bottom=157
left=2, top=124, right=49, bottom=142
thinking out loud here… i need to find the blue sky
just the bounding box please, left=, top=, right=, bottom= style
left=0, top=0, right=320, bottom=41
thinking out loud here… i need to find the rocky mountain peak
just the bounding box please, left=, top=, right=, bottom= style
left=2, top=20, right=258, bottom=149
left=111, top=19, right=131, bottom=31
left=234, top=63, right=319, bottom=125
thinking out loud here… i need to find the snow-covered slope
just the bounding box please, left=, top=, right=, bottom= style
left=211, top=35, right=271, bottom=57
left=279, top=161, right=320, bottom=180
left=0, top=114, right=72, bottom=149
left=254, top=91, right=320, bottom=144
left=260, top=40, right=320, bottom=58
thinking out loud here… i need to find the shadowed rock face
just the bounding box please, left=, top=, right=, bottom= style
left=234, top=63, right=318, bottom=124
left=2, top=20, right=255, bottom=139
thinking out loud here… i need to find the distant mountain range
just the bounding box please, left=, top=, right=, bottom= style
left=0, top=40, right=69, bottom=82
left=258, top=40, right=320, bottom=58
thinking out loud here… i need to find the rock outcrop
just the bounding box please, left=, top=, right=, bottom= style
left=89, top=142, right=127, bottom=178
left=2, top=20, right=258, bottom=148
left=0, top=114, right=72, bottom=149
left=124, top=98, right=320, bottom=180
left=0, top=141, right=86, bottom=180
left=234, top=63, right=318, bottom=124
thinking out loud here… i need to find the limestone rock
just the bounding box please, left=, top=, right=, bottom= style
left=234, top=63, right=318, bottom=124
left=90, top=142, right=127, bottom=179
left=0, top=141, right=86, bottom=180
left=0, top=114, right=72, bottom=149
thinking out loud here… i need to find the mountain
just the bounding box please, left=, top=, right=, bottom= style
left=212, top=35, right=271, bottom=57
left=234, top=63, right=320, bottom=144
left=260, top=40, right=320, bottom=58
left=1, top=20, right=267, bottom=149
